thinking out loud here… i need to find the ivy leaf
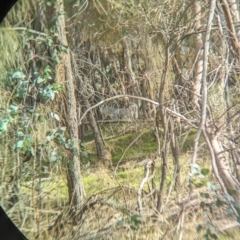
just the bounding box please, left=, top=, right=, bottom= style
left=200, top=192, right=210, bottom=198
left=211, top=233, right=218, bottom=240
left=122, top=27, right=127, bottom=37
left=16, top=140, right=24, bottom=149
left=46, top=38, right=52, bottom=46
left=49, top=156, right=57, bottom=162
left=46, top=135, right=52, bottom=142
left=50, top=112, right=60, bottom=121
left=216, top=198, right=225, bottom=207
left=30, top=147, right=35, bottom=157
left=36, top=76, right=45, bottom=84
left=12, top=71, right=25, bottom=79
left=81, top=151, right=88, bottom=159
left=197, top=224, right=203, bottom=232
left=201, top=168, right=210, bottom=176
left=0, top=120, right=8, bottom=132
left=60, top=46, right=68, bottom=54
left=49, top=91, right=55, bottom=100
left=52, top=50, right=60, bottom=64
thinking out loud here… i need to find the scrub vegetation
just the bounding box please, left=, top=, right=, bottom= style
left=1, top=0, right=240, bottom=239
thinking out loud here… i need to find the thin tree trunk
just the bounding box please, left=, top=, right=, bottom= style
left=156, top=47, right=170, bottom=212
left=201, top=0, right=240, bottom=206
left=170, top=119, right=181, bottom=191
left=219, top=0, right=240, bottom=59
left=85, top=100, right=112, bottom=166
left=192, top=1, right=203, bottom=110
left=55, top=0, right=84, bottom=207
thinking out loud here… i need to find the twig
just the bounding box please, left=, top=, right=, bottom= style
left=137, top=159, right=154, bottom=214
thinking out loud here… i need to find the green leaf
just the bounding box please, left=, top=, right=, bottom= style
left=60, top=46, right=68, bottom=54
left=52, top=50, right=60, bottom=64
left=200, top=201, right=205, bottom=208
left=122, top=27, right=127, bottom=37
left=9, top=104, right=18, bottom=112
left=81, top=151, right=88, bottom=159
left=17, top=131, right=24, bottom=136
left=211, top=233, right=218, bottom=239
left=229, top=189, right=238, bottom=196
left=12, top=71, right=25, bottom=79
left=36, top=76, right=45, bottom=84
left=200, top=192, right=210, bottom=198
left=30, top=147, right=35, bottom=157
left=37, top=115, right=45, bottom=122
left=216, top=198, right=225, bottom=207
left=197, top=224, right=203, bottom=232
left=49, top=156, right=57, bottom=162
left=46, top=135, right=52, bottom=142
left=192, top=178, right=207, bottom=188
left=46, top=38, right=52, bottom=46
left=73, top=147, right=78, bottom=156
left=44, top=65, right=52, bottom=74
left=0, top=120, right=8, bottom=132
left=49, top=91, right=55, bottom=100
left=50, top=112, right=60, bottom=121
left=201, top=168, right=210, bottom=176
left=16, top=140, right=24, bottom=149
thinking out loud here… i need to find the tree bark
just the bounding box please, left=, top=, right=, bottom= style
left=201, top=0, right=240, bottom=206
left=206, top=129, right=240, bottom=205
left=55, top=0, right=84, bottom=207
left=156, top=47, right=170, bottom=213
left=219, top=0, right=240, bottom=59
left=192, top=1, right=203, bottom=110
left=85, top=100, right=112, bottom=166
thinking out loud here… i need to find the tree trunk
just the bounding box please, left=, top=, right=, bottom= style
left=55, top=0, right=84, bottom=207
left=156, top=47, right=170, bottom=213
left=201, top=0, right=240, bottom=207
left=219, top=0, right=240, bottom=59
left=206, top=128, right=240, bottom=205
left=192, top=1, right=203, bottom=110
left=85, top=100, right=112, bottom=166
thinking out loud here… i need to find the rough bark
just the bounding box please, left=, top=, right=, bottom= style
left=201, top=0, right=240, bottom=207
left=55, top=0, right=84, bottom=207
left=156, top=47, right=170, bottom=213
left=85, top=100, right=112, bottom=166
left=192, top=1, right=203, bottom=110
left=219, top=0, right=240, bottom=59
left=206, top=129, right=240, bottom=205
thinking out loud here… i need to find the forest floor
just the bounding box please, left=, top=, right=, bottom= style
left=14, top=122, right=240, bottom=239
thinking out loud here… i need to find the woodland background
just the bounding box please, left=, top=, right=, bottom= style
left=1, top=0, right=240, bottom=239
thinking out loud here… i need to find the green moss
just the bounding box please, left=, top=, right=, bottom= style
left=109, top=130, right=158, bottom=163
left=117, top=171, right=128, bottom=179
left=83, top=176, right=95, bottom=185
left=83, top=172, right=116, bottom=195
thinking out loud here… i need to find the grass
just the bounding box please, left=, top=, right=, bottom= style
left=3, top=121, right=240, bottom=240
left=109, top=130, right=158, bottom=163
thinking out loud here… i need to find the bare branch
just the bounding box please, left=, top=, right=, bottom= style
left=78, top=94, right=159, bottom=125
